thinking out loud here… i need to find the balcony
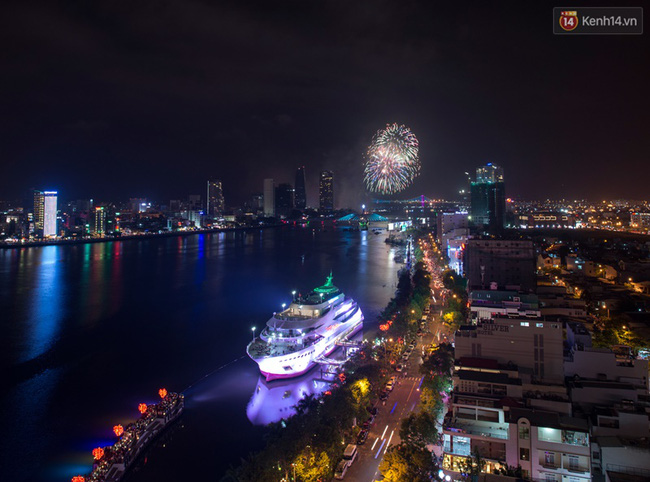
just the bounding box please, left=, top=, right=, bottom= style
left=444, top=418, right=509, bottom=440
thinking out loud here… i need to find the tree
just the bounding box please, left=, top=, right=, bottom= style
left=458, top=448, right=486, bottom=481
left=293, top=446, right=331, bottom=482
left=399, top=411, right=439, bottom=448
left=379, top=444, right=436, bottom=482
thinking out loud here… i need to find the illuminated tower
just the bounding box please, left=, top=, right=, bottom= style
left=470, top=163, right=505, bottom=233
left=294, top=166, right=307, bottom=210
left=43, top=191, right=58, bottom=237
left=94, top=206, right=106, bottom=235
left=319, top=171, right=334, bottom=211
left=207, top=180, right=225, bottom=216
left=263, top=178, right=275, bottom=216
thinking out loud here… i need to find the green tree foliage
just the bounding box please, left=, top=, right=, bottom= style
left=293, top=446, right=331, bottom=482
left=399, top=411, right=439, bottom=448
left=379, top=444, right=437, bottom=482
left=592, top=316, right=649, bottom=350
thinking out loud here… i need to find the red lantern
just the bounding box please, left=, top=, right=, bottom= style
left=92, top=447, right=104, bottom=460
left=158, top=388, right=168, bottom=399
left=72, top=476, right=85, bottom=482
left=138, top=403, right=148, bottom=414
left=113, top=424, right=124, bottom=437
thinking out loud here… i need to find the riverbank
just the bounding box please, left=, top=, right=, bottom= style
left=0, top=224, right=283, bottom=249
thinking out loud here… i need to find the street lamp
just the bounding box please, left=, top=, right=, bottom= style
left=292, top=290, right=297, bottom=301
left=251, top=326, right=256, bottom=341
left=281, top=303, right=286, bottom=311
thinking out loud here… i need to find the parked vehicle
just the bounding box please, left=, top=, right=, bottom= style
left=357, top=429, right=369, bottom=445
left=334, top=460, right=349, bottom=479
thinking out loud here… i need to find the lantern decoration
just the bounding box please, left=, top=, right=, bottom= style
left=72, top=476, right=85, bottom=482
left=138, top=403, right=148, bottom=414
left=113, top=424, right=124, bottom=437
left=158, top=388, right=168, bottom=399
left=92, top=447, right=105, bottom=460
left=324, top=390, right=332, bottom=396
left=338, top=373, right=346, bottom=383
left=379, top=323, right=389, bottom=332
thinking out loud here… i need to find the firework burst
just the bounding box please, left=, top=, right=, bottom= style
left=364, top=123, right=420, bottom=195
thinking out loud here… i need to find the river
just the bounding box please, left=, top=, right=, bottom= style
left=1, top=226, right=400, bottom=481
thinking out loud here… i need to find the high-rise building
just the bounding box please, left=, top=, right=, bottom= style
left=43, top=191, right=58, bottom=237
left=275, top=183, right=294, bottom=217
left=33, top=190, right=44, bottom=233
left=94, top=206, right=106, bottom=235
left=319, top=170, right=334, bottom=211
left=470, top=163, right=505, bottom=233
left=263, top=178, right=275, bottom=216
left=207, top=180, right=225, bottom=216
left=463, top=239, right=536, bottom=292
left=294, top=166, right=307, bottom=210
left=250, top=193, right=263, bottom=211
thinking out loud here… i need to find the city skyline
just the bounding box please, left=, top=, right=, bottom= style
left=2, top=2, right=649, bottom=205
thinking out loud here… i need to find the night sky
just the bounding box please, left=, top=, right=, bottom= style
left=2, top=1, right=649, bottom=207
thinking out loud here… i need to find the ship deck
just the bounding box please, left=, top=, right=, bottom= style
left=248, top=338, right=313, bottom=358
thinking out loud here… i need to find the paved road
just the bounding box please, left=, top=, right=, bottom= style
left=345, top=319, right=441, bottom=481
left=344, top=241, right=449, bottom=481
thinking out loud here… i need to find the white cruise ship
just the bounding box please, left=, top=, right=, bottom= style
left=247, top=275, right=363, bottom=381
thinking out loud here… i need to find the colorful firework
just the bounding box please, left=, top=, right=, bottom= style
left=364, top=123, right=420, bottom=194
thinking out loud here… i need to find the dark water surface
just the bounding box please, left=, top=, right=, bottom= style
left=1, top=226, right=399, bottom=481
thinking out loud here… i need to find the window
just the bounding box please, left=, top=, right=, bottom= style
left=518, top=425, right=530, bottom=440
left=520, top=447, right=530, bottom=461
left=536, top=322, right=544, bottom=327
left=545, top=474, right=557, bottom=482
left=544, top=451, right=556, bottom=467
left=520, top=321, right=529, bottom=327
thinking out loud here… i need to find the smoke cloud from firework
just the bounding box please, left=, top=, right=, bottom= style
left=364, top=123, right=420, bottom=195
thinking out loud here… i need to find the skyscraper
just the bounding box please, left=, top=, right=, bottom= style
left=470, top=163, right=505, bottom=233
left=275, top=183, right=295, bottom=217
left=43, top=191, right=58, bottom=237
left=94, top=206, right=106, bottom=235
left=263, top=178, right=275, bottom=216
left=319, top=170, right=334, bottom=211
left=294, top=166, right=306, bottom=210
left=33, top=190, right=44, bottom=233
left=207, top=180, right=225, bottom=216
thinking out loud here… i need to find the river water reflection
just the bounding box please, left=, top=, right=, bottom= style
left=1, top=226, right=399, bottom=481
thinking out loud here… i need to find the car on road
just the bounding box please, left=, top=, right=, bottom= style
left=395, top=363, right=404, bottom=372
left=334, top=460, right=349, bottom=479
left=357, top=429, right=369, bottom=445
left=408, top=343, right=415, bottom=350
left=343, top=444, right=358, bottom=464
left=385, top=380, right=394, bottom=391
left=379, top=390, right=388, bottom=401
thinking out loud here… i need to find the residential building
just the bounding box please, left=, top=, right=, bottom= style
left=463, top=239, right=536, bottom=292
